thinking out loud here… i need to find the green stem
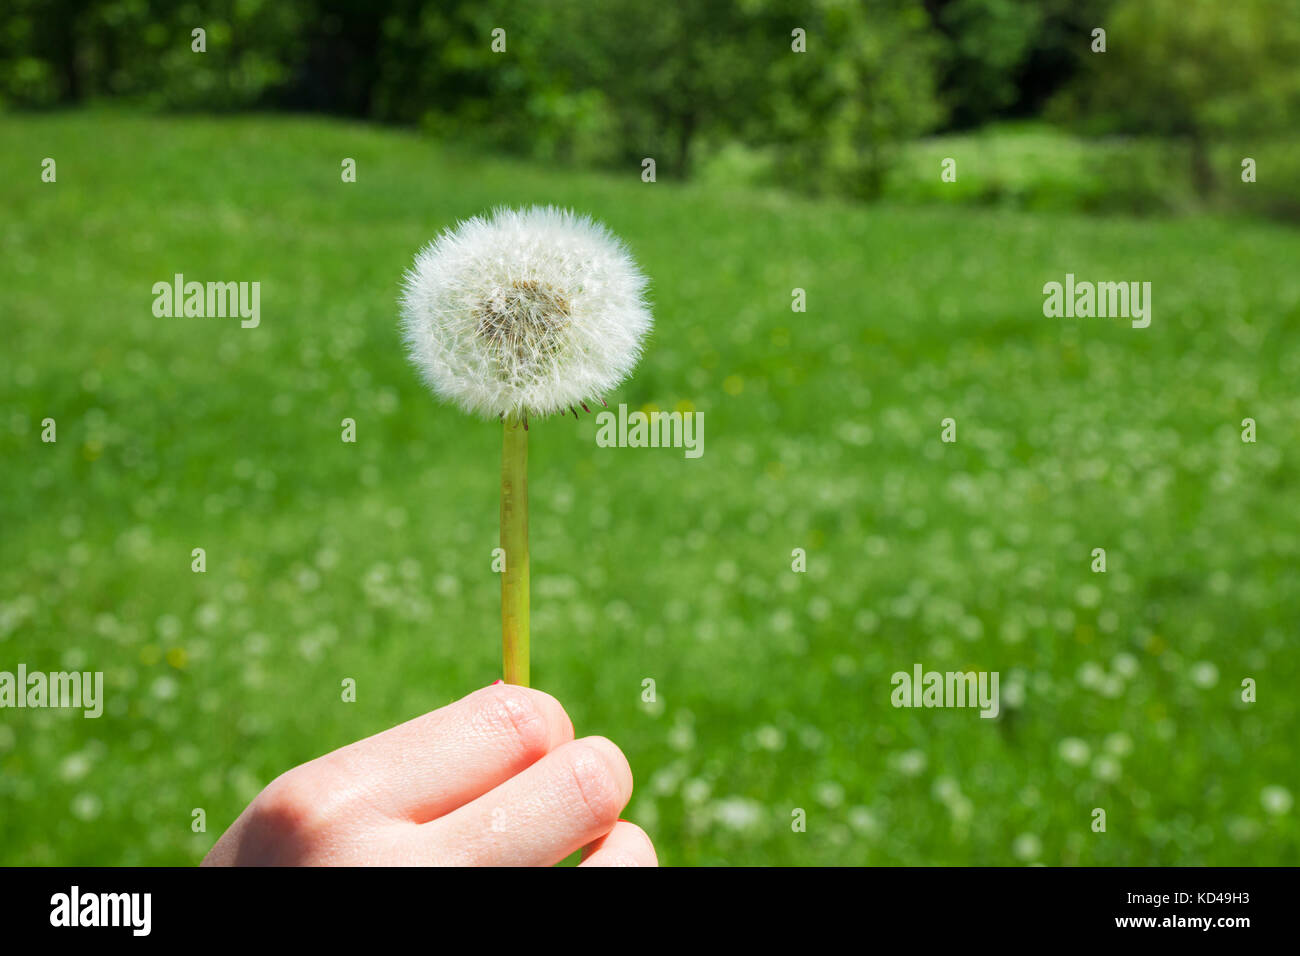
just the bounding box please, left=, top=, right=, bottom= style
left=500, top=414, right=529, bottom=686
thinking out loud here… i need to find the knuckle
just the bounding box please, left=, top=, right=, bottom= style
left=254, top=768, right=332, bottom=836
left=563, top=738, right=628, bottom=828
left=475, top=685, right=551, bottom=759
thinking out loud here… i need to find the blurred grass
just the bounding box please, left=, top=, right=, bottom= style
left=1, top=109, right=1299, bottom=865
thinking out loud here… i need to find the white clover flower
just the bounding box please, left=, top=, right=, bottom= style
left=400, top=205, right=652, bottom=420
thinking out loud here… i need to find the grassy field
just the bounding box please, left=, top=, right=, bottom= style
left=1, top=110, right=1298, bottom=865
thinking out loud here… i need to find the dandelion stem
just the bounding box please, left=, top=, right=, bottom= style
left=500, top=413, right=530, bottom=686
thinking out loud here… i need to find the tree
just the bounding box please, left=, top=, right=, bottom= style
left=1069, top=0, right=1300, bottom=194
left=763, top=0, right=946, bottom=198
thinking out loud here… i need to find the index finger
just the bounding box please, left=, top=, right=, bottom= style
left=305, top=683, right=575, bottom=823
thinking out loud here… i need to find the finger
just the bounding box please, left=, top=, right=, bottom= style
left=413, top=736, right=633, bottom=866
left=579, top=820, right=658, bottom=867
left=308, top=683, right=575, bottom=823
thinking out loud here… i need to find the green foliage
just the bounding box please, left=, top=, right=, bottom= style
left=524, top=0, right=779, bottom=176
left=1076, top=0, right=1300, bottom=139
left=920, top=0, right=1120, bottom=127
left=0, top=0, right=306, bottom=110
left=0, top=0, right=949, bottom=194
left=934, top=0, right=1044, bottom=125
left=3, top=112, right=1299, bottom=865
left=763, top=0, right=946, bottom=198
left=705, top=121, right=1300, bottom=220
left=1061, top=0, right=1300, bottom=193
left=4, top=0, right=1296, bottom=213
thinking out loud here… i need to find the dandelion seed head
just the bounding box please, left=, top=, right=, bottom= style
left=400, top=206, right=652, bottom=419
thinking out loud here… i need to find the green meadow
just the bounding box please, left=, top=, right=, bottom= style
left=1, top=111, right=1298, bottom=865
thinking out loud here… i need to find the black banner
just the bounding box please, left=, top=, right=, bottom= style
left=0, top=866, right=1287, bottom=942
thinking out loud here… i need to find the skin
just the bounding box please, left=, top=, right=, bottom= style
left=202, top=683, right=657, bottom=867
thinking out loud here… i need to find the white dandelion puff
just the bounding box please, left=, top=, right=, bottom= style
left=397, top=205, right=655, bottom=687
left=400, top=205, right=653, bottom=420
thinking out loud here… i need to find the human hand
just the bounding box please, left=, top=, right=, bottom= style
left=202, top=683, right=656, bottom=866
